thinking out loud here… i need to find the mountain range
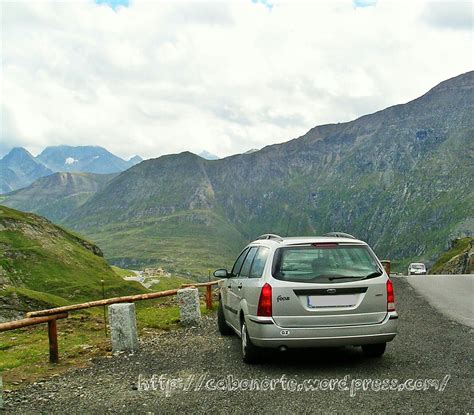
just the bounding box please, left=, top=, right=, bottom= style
left=0, top=148, right=53, bottom=194
left=0, top=145, right=142, bottom=193
left=2, top=71, right=473, bottom=275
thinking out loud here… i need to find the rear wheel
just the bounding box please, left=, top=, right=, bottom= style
left=362, top=342, right=386, bottom=357
left=241, top=319, right=260, bottom=364
left=217, top=299, right=233, bottom=336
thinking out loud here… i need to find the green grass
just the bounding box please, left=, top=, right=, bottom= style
left=1, top=286, right=72, bottom=310
left=79, top=209, right=247, bottom=280
left=0, top=205, right=145, bottom=307
left=137, top=302, right=216, bottom=331
left=0, top=299, right=217, bottom=388
left=0, top=205, right=220, bottom=390
left=110, top=266, right=136, bottom=278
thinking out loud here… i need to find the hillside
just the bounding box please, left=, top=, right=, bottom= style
left=430, top=237, right=473, bottom=275
left=0, top=172, right=117, bottom=223
left=61, top=72, right=473, bottom=273
left=0, top=206, right=144, bottom=321
left=65, top=153, right=248, bottom=275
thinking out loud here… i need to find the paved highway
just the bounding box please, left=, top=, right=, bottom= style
left=402, top=274, right=473, bottom=328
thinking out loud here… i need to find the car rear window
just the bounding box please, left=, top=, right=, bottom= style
left=272, top=244, right=381, bottom=283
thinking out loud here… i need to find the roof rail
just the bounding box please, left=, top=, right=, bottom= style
left=256, top=233, right=283, bottom=242
left=323, top=232, right=356, bottom=239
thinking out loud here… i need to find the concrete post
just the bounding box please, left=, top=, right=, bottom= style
left=108, top=303, right=139, bottom=353
left=177, top=288, right=201, bottom=326
left=0, top=374, right=3, bottom=409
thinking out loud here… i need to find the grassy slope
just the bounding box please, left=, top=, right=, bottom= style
left=0, top=205, right=145, bottom=308
left=84, top=210, right=247, bottom=280
left=0, top=205, right=202, bottom=387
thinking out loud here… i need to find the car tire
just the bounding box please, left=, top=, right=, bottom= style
left=241, top=319, right=260, bottom=364
left=362, top=342, right=386, bottom=358
left=217, top=299, right=233, bottom=336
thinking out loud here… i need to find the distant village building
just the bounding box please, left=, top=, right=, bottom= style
left=143, top=267, right=171, bottom=278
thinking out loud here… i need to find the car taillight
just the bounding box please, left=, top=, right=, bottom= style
left=257, top=283, right=272, bottom=317
left=386, top=279, right=395, bottom=311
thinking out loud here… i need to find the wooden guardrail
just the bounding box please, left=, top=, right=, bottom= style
left=0, top=313, right=68, bottom=363
left=25, top=288, right=182, bottom=318
left=0, top=280, right=221, bottom=364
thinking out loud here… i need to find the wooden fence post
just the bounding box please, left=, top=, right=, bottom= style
left=48, top=319, right=59, bottom=364
left=381, top=260, right=391, bottom=276
left=206, top=285, right=213, bottom=310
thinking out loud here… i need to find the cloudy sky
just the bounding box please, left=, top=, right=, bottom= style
left=1, top=0, right=472, bottom=160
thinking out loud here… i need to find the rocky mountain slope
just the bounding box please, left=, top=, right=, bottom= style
left=62, top=71, right=473, bottom=273
left=430, top=237, right=473, bottom=274
left=0, top=148, right=53, bottom=194
left=0, top=206, right=143, bottom=321
left=0, top=172, right=116, bottom=223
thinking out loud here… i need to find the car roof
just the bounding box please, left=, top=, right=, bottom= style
left=249, top=236, right=367, bottom=247
left=409, top=262, right=426, bottom=266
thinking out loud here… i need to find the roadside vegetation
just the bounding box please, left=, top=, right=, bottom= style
left=0, top=287, right=215, bottom=389
left=0, top=206, right=220, bottom=390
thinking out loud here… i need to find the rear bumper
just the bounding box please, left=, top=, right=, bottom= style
left=246, top=312, right=398, bottom=348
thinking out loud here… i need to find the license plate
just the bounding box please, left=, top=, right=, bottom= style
left=307, top=294, right=357, bottom=308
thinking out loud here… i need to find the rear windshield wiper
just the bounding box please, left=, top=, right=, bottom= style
left=327, top=276, right=364, bottom=281
left=328, top=271, right=382, bottom=281
left=364, top=271, right=383, bottom=279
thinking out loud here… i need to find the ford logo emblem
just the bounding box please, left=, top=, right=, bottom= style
left=327, top=288, right=337, bottom=294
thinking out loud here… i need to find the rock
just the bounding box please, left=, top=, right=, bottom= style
left=177, top=288, right=201, bottom=326
left=108, top=303, right=139, bottom=352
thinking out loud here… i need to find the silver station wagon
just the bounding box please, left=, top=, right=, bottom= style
left=214, top=233, right=398, bottom=363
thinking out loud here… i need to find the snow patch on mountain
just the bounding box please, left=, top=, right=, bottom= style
left=65, top=157, right=78, bottom=165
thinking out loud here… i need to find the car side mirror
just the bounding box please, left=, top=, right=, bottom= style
left=213, top=268, right=229, bottom=278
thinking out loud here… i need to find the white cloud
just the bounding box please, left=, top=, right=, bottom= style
left=421, top=1, right=473, bottom=30
left=1, top=0, right=472, bottom=159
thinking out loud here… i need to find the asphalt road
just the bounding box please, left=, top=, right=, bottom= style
left=3, top=278, right=472, bottom=414
left=403, top=274, right=473, bottom=328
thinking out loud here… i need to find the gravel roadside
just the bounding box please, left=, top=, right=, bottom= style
left=2, top=278, right=472, bottom=414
